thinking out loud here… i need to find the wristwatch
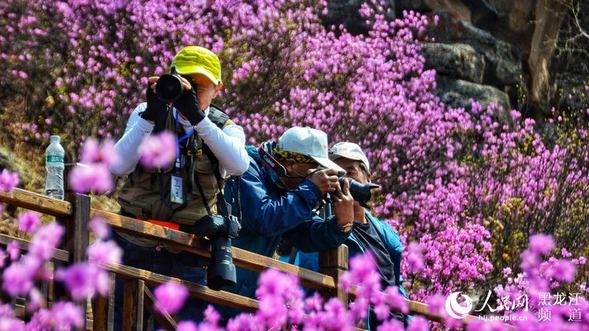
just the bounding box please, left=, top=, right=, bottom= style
left=339, top=222, right=353, bottom=233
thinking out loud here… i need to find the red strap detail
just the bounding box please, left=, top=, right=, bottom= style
left=144, top=219, right=180, bottom=231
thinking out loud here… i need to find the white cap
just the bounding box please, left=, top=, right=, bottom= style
left=278, top=127, right=345, bottom=173
left=329, top=142, right=370, bottom=172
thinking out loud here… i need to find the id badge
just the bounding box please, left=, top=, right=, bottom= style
left=170, top=175, right=184, bottom=204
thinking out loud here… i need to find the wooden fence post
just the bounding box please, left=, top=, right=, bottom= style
left=319, top=244, right=349, bottom=305
left=62, top=193, right=90, bottom=263
left=122, top=279, right=145, bottom=331
left=54, top=193, right=90, bottom=328
left=92, top=272, right=115, bottom=331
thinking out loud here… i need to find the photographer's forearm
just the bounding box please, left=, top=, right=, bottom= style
left=195, top=118, right=249, bottom=176
left=110, top=104, right=154, bottom=176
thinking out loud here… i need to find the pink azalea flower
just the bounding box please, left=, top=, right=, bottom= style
left=406, top=316, right=429, bottom=331
left=29, top=222, right=64, bottom=262
left=383, top=286, right=409, bottom=314
left=406, top=242, right=424, bottom=273
left=6, top=241, right=19, bottom=261
left=138, top=131, right=176, bottom=168
left=94, top=268, right=112, bottom=296
left=27, top=308, right=52, bottom=330
left=68, top=163, right=113, bottom=193
left=0, top=169, right=19, bottom=192
left=87, top=240, right=122, bottom=265
left=551, top=259, right=576, bottom=283
left=89, top=216, right=110, bottom=239
left=2, top=259, right=37, bottom=296
left=176, top=321, right=198, bottom=331
left=17, top=211, right=40, bottom=233
left=50, top=301, right=84, bottom=329
left=56, top=263, right=100, bottom=300
left=528, top=234, right=555, bottom=256
left=226, top=314, right=259, bottom=331
left=28, top=287, right=45, bottom=311
left=376, top=319, right=404, bottom=331
left=81, top=138, right=120, bottom=167
left=204, top=305, right=221, bottom=325
left=0, top=317, right=25, bottom=331
left=0, top=250, right=6, bottom=268
left=0, top=304, right=14, bottom=318
left=154, top=281, right=188, bottom=315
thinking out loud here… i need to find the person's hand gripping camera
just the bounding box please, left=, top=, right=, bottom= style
left=140, top=75, right=206, bottom=125
left=308, top=168, right=354, bottom=231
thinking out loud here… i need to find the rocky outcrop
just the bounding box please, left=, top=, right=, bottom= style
left=427, top=11, right=523, bottom=89
left=326, top=0, right=583, bottom=118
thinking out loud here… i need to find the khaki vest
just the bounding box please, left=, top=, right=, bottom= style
left=118, top=106, right=233, bottom=226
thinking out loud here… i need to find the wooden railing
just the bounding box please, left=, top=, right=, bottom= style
left=0, top=188, right=487, bottom=330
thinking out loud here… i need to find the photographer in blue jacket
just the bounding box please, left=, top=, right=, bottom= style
left=220, top=127, right=355, bottom=319
left=288, top=142, right=408, bottom=329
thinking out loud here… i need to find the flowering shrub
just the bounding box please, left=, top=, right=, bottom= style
left=1, top=0, right=588, bottom=325
left=146, top=234, right=587, bottom=330
left=0, top=215, right=120, bottom=328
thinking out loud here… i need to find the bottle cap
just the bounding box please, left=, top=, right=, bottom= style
left=50, top=135, right=60, bottom=143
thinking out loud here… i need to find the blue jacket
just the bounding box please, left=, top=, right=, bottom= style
left=293, top=212, right=407, bottom=330
left=295, top=211, right=405, bottom=292
left=220, top=146, right=350, bottom=316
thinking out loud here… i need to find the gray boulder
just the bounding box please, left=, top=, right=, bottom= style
left=422, top=43, right=486, bottom=83
left=428, top=11, right=523, bottom=88
left=434, top=76, right=511, bottom=111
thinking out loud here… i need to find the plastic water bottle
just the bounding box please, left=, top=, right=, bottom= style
left=45, top=135, right=65, bottom=200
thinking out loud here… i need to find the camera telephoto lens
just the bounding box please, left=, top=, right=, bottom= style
left=156, top=74, right=184, bottom=103
left=339, top=177, right=380, bottom=208
left=207, top=236, right=237, bottom=290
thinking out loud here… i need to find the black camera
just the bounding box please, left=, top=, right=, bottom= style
left=188, top=214, right=241, bottom=290
left=339, top=177, right=379, bottom=208
left=155, top=73, right=184, bottom=103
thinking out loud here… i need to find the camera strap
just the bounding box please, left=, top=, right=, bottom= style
left=258, top=141, right=287, bottom=176
left=170, top=111, right=195, bottom=206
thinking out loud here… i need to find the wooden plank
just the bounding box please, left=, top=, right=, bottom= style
left=407, top=299, right=445, bottom=323
left=143, top=286, right=176, bottom=331
left=0, top=233, right=69, bottom=262
left=92, top=208, right=337, bottom=291
left=232, top=247, right=337, bottom=291
left=102, top=263, right=258, bottom=312
left=90, top=209, right=211, bottom=254
left=319, top=245, right=349, bottom=305
left=0, top=188, right=72, bottom=216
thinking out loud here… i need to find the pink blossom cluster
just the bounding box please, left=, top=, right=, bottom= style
left=138, top=131, right=177, bottom=168
left=147, top=236, right=586, bottom=330
left=0, top=169, right=19, bottom=192
left=0, top=184, right=120, bottom=330
left=68, top=138, right=119, bottom=193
